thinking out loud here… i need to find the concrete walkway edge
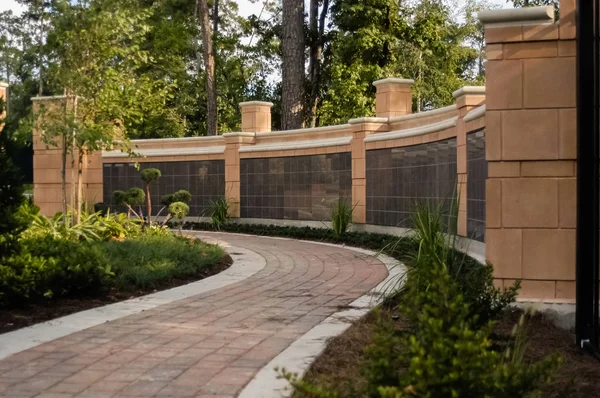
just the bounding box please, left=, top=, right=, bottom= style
left=0, top=243, right=266, bottom=360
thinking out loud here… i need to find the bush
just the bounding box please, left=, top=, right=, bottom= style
left=331, top=199, right=353, bottom=237
left=161, top=190, right=192, bottom=206
left=0, top=236, right=113, bottom=306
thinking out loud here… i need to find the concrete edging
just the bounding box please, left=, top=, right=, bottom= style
left=0, top=241, right=266, bottom=360
left=232, top=234, right=407, bottom=398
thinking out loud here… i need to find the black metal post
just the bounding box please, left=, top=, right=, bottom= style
left=576, top=0, right=600, bottom=347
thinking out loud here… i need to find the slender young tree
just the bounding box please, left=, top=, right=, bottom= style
left=281, top=0, right=305, bottom=130
left=196, top=0, right=218, bottom=136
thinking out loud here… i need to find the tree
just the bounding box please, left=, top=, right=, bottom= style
left=307, top=0, right=330, bottom=128
left=281, top=0, right=305, bottom=130
left=140, top=168, right=161, bottom=223
left=40, top=0, right=174, bottom=224
left=196, top=0, right=218, bottom=136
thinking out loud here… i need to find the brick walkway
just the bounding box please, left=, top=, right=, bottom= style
left=0, top=233, right=388, bottom=398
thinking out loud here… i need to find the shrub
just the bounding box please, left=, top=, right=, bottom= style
left=207, top=197, right=230, bottom=230
left=168, top=202, right=190, bottom=233
left=112, top=188, right=145, bottom=218
left=331, top=199, right=353, bottom=237
left=161, top=190, right=192, bottom=206
left=0, top=236, right=113, bottom=306
left=140, top=168, right=161, bottom=221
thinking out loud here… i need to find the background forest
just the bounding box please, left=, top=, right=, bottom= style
left=0, top=0, right=556, bottom=140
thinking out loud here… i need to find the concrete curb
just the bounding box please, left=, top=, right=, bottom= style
left=0, top=238, right=266, bottom=360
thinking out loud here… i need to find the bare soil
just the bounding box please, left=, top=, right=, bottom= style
left=300, top=308, right=600, bottom=397
left=0, top=255, right=232, bottom=335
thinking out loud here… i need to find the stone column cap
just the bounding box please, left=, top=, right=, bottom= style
left=478, top=6, right=554, bottom=27
left=452, top=86, right=486, bottom=98
left=0, top=82, right=8, bottom=88
left=239, top=101, right=274, bottom=108
left=373, top=78, right=415, bottom=87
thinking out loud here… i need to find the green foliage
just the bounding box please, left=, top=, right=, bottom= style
left=207, top=197, right=231, bottom=230
left=0, top=236, right=113, bottom=306
left=141, top=168, right=162, bottom=184
left=21, top=209, right=141, bottom=242
left=100, top=231, right=224, bottom=290
left=161, top=190, right=192, bottom=206
left=331, top=199, right=353, bottom=237
left=168, top=202, right=190, bottom=221
left=126, top=188, right=146, bottom=207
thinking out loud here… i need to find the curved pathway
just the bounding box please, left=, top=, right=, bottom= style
left=0, top=233, right=389, bottom=398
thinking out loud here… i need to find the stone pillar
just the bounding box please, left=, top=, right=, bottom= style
left=348, top=117, right=390, bottom=223
left=481, top=2, right=577, bottom=300
left=223, top=132, right=255, bottom=218
left=240, top=101, right=273, bottom=133
left=373, top=78, right=414, bottom=118
left=453, top=86, right=486, bottom=237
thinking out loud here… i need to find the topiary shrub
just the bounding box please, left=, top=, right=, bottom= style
left=140, top=168, right=161, bottom=222
left=168, top=202, right=189, bottom=233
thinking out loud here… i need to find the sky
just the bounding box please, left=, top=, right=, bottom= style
left=1, top=0, right=512, bottom=18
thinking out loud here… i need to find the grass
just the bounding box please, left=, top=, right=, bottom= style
left=99, top=232, right=225, bottom=290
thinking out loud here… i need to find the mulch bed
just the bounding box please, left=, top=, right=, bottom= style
left=300, top=308, right=600, bottom=397
left=0, top=255, right=232, bottom=335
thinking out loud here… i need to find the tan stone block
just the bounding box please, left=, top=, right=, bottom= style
left=486, top=179, right=502, bottom=228
left=556, top=281, right=575, bottom=300
left=502, top=178, right=558, bottom=228
left=352, top=158, right=366, bottom=179
left=488, top=161, right=520, bottom=178
left=504, top=41, right=558, bottom=59
left=486, top=44, right=503, bottom=60
left=376, top=93, right=388, bottom=116
left=559, top=108, right=576, bottom=159
left=558, top=40, right=576, bottom=57
left=486, top=60, right=523, bottom=110
left=559, top=0, right=576, bottom=40
left=522, top=24, right=559, bottom=41
left=522, top=229, right=575, bottom=280
left=457, top=210, right=467, bottom=237
left=457, top=144, right=467, bottom=174
left=351, top=137, right=364, bottom=158
left=225, top=164, right=240, bottom=183
left=520, top=161, right=574, bottom=177
left=353, top=205, right=366, bottom=224
left=485, top=111, right=502, bottom=161
left=352, top=185, right=366, bottom=207
left=558, top=178, right=576, bottom=228
left=493, top=279, right=504, bottom=289
left=486, top=228, right=522, bottom=278
left=518, top=280, right=556, bottom=299
left=86, top=168, right=103, bottom=184
left=458, top=182, right=467, bottom=212
left=502, top=110, right=558, bottom=160
left=523, top=57, right=576, bottom=108
left=485, top=26, right=523, bottom=44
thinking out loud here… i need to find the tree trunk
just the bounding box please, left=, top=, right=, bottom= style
left=308, top=0, right=329, bottom=128
left=145, top=184, right=152, bottom=223
left=75, top=150, right=84, bottom=225
left=281, top=0, right=305, bottom=130
left=197, top=0, right=218, bottom=136
left=37, top=0, right=44, bottom=96
left=213, top=0, right=219, bottom=36
left=61, top=130, right=67, bottom=218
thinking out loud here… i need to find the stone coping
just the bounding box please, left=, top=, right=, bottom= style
left=103, top=145, right=226, bottom=158
left=0, top=82, right=8, bottom=88
left=31, top=95, right=70, bottom=101
left=373, top=78, right=415, bottom=87
left=364, top=116, right=458, bottom=143
left=0, top=243, right=267, bottom=360
left=348, top=116, right=389, bottom=125
left=464, top=104, right=486, bottom=123
left=452, top=86, right=486, bottom=98
left=238, top=238, right=406, bottom=398
left=478, top=6, right=554, bottom=27
left=130, top=135, right=224, bottom=144
left=255, top=123, right=351, bottom=138
left=238, top=136, right=351, bottom=153
left=388, top=104, right=457, bottom=123
left=239, top=101, right=274, bottom=107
